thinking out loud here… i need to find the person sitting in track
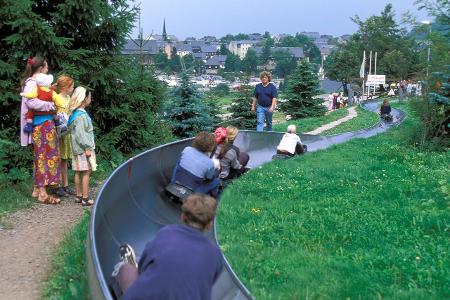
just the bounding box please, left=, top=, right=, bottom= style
left=171, top=132, right=220, bottom=197
left=276, top=124, right=306, bottom=157
left=213, top=126, right=249, bottom=180
left=380, top=99, right=392, bottom=121
left=111, top=194, right=223, bottom=300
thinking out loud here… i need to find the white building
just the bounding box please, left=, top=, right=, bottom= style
left=228, top=40, right=258, bottom=59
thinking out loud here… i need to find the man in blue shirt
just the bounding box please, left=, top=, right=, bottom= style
left=171, top=132, right=220, bottom=197
left=251, top=71, right=278, bottom=131
left=112, top=194, right=223, bottom=300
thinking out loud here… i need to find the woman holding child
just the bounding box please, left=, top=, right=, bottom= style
left=20, top=56, right=61, bottom=204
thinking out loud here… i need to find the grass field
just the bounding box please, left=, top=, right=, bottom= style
left=323, top=106, right=380, bottom=135
left=216, top=102, right=449, bottom=299
left=41, top=211, right=90, bottom=300
left=273, top=108, right=349, bottom=133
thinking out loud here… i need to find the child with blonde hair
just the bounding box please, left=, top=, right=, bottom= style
left=68, top=86, right=96, bottom=206
left=276, top=124, right=306, bottom=157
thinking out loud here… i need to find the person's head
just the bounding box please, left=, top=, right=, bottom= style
left=226, top=126, right=238, bottom=142
left=21, top=56, right=48, bottom=88
left=192, top=132, right=216, bottom=153
left=35, top=73, right=54, bottom=88
left=181, top=194, right=217, bottom=231
left=214, top=127, right=227, bottom=144
left=55, top=75, right=74, bottom=95
left=70, top=86, right=92, bottom=112
left=260, top=71, right=271, bottom=84
left=287, top=124, right=296, bottom=134
left=383, top=99, right=389, bottom=106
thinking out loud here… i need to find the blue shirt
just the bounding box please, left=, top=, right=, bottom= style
left=33, top=115, right=53, bottom=126
left=122, top=224, right=223, bottom=300
left=253, top=83, right=278, bottom=107
left=179, top=146, right=216, bottom=180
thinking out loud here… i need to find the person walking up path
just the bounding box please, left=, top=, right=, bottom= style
left=306, top=106, right=358, bottom=135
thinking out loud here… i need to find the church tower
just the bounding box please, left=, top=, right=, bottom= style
left=162, top=18, right=168, bottom=41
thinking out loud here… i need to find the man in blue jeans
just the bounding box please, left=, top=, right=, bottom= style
left=251, top=71, right=278, bottom=131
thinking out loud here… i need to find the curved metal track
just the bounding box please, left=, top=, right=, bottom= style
left=87, top=102, right=405, bottom=299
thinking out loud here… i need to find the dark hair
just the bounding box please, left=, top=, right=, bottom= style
left=21, top=56, right=46, bottom=88
left=181, top=194, right=217, bottom=230
left=193, top=132, right=216, bottom=153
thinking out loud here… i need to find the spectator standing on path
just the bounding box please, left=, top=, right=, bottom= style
left=68, top=87, right=97, bottom=206
left=54, top=75, right=75, bottom=197
left=347, top=84, right=354, bottom=105
left=112, top=194, right=223, bottom=300
left=20, top=56, right=61, bottom=205
left=251, top=71, right=278, bottom=131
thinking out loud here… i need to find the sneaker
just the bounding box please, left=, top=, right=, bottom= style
left=48, top=186, right=67, bottom=197
left=119, top=244, right=138, bottom=268
left=63, top=186, right=76, bottom=196
left=54, top=187, right=68, bottom=197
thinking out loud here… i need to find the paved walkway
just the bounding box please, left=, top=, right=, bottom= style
left=306, top=107, right=358, bottom=135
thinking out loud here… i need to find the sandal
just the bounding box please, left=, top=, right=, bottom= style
left=81, top=197, right=94, bottom=207
left=38, top=194, right=61, bottom=205
left=75, top=196, right=83, bottom=204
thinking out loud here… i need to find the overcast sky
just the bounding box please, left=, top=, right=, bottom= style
left=128, top=0, right=430, bottom=39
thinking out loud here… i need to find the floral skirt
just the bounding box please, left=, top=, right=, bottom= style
left=32, top=120, right=61, bottom=187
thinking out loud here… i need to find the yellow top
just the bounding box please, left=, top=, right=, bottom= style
left=21, top=86, right=67, bottom=114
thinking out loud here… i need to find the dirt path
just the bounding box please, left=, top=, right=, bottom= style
left=0, top=190, right=97, bottom=300
left=305, top=106, right=358, bottom=135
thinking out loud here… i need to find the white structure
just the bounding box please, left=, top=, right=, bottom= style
left=228, top=40, right=258, bottom=59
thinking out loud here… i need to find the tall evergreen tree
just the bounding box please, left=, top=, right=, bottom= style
left=241, top=49, right=258, bottom=74
left=281, top=60, right=326, bottom=119
left=0, top=0, right=172, bottom=167
left=229, top=85, right=257, bottom=129
left=165, top=73, right=214, bottom=137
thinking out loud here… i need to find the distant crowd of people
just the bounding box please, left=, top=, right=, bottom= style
left=388, top=80, right=422, bottom=100
left=20, top=56, right=96, bottom=206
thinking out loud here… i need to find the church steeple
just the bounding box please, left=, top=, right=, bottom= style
left=162, top=18, right=168, bottom=41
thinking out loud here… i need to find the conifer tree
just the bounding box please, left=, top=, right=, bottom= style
left=0, top=0, right=172, bottom=168
left=165, top=73, right=214, bottom=137
left=229, top=85, right=257, bottom=129
left=281, top=60, right=326, bottom=118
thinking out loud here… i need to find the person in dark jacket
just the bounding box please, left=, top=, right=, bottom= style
left=112, top=194, right=223, bottom=300
left=380, top=99, right=392, bottom=121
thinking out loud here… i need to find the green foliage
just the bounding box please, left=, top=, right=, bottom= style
left=225, top=53, right=241, bottom=72
left=41, top=211, right=90, bottom=300
left=325, top=4, right=419, bottom=82
left=211, top=83, right=230, bottom=97
left=220, top=33, right=250, bottom=44
left=281, top=60, right=326, bottom=118
left=229, top=85, right=257, bottom=129
left=241, top=49, right=258, bottom=74
left=272, top=51, right=297, bottom=78
left=165, top=73, right=214, bottom=137
left=0, top=0, right=172, bottom=174
left=217, top=102, right=450, bottom=299
left=277, top=34, right=321, bottom=65
left=260, top=32, right=274, bottom=64
left=409, top=71, right=449, bottom=149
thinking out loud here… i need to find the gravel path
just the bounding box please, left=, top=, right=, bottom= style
left=0, top=189, right=98, bottom=300
left=305, top=106, right=358, bottom=135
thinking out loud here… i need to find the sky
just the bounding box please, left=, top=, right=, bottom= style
left=128, top=0, right=431, bottom=39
